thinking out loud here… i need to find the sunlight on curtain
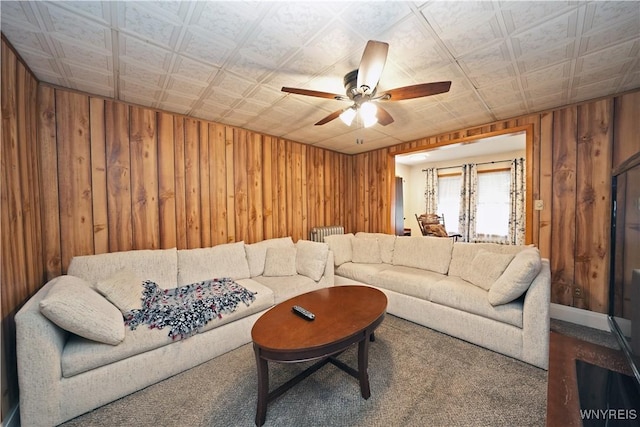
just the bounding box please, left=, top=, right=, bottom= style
left=458, top=163, right=477, bottom=242
left=438, top=175, right=461, bottom=234
left=424, top=168, right=438, bottom=214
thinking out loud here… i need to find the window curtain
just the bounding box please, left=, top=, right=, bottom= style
left=424, top=168, right=438, bottom=214
left=458, top=163, right=477, bottom=242
left=509, top=158, right=526, bottom=245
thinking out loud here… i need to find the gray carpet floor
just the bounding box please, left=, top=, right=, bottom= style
left=61, top=315, right=548, bottom=427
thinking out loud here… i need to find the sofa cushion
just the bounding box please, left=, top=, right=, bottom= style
left=94, top=269, right=144, bottom=314
left=448, top=242, right=530, bottom=279
left=335, top=262, right=392, bottom=285
left=68, top=248, right=178, bottom=290
left=352, top=237, right=382, bottom=264
left=462, top=250, right=515, bottom=291
left=295, top=240, right=329, bottom=281
left=61, top=278, right=275, bottom=378
left=252, top=274, right=321, bottom=304
left=40, top=275, right=125, bottom=346
left=371, top=266, right=446, bottom=301
left=392, top=236, right=453, bottom=274
left=245, top=237, right=295, bottom=277
left=430, top=277, right=523, bottom=328
left=263, top=247, right=297, bottom=277
left=355, top=232, right=396, bottom=263
left=324, top=233, right=354, bottom=266
left=489, top=247, right=542, bottom=306
left=177, top=241, right=250, bottom=285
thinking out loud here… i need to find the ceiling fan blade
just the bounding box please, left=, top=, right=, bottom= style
left=381, top=81, right=452, bottom=101
left=375, top=105, right=394, bottom=126
left=314, top=110, right=343, bottom=126
left=356, top=40, right=389, bottom=94
left=281, top=87, right=346, bottom=100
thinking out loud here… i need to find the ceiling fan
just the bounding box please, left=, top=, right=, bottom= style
left=281, top=40, right=451, bottom=128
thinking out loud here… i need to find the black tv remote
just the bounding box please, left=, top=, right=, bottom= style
left=292, top=305, right=315, bottom=321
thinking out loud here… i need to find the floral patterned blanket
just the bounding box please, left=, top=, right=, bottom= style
left=124, top=278, right=256, bottom=340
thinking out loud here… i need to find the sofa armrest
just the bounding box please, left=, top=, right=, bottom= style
left=16, top=279, right=69, bottom=426
left=521, top=259, right=551, bottom=369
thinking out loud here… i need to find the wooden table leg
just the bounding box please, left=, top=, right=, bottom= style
left=254, top=344, right=269, bottom=426
left=358, top=332, right=371, bottom=399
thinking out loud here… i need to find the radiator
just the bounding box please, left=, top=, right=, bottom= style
left=309, top=225, right=344, bottom=242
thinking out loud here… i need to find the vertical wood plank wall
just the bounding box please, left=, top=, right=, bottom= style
left=2, top=33, right=640, bottom=420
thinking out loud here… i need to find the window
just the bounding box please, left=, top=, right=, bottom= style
left=437, top=175, right=461, bottom=234
left=475, top=170, right=510, bottom=238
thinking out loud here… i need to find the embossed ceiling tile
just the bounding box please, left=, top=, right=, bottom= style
left=574, top=63, right=627, bottom=88
left=239, top=28, right=300, bottom=70
left=40, top=3, right=111, bottom=50
left=233, top=99, right=270, bottom=116
left=119, top=2, right=183, bottom=49
left=13, top=50, right=58, bottom=78
left=190, top=1, right=263, bottom=45
left=443, top=95, right=490, bottom=116
left=577, top=39, right=639, bottom=73
left=120, top=93, right=157, bottom=109
left=209, top=71, right=255, bottom=97
left=178, top=28, right=233, bottom=67
left=342, top=2, right=413, bottom=39
left=1, top=23, right=52, bottom=58
left=64, top=62, right=112, bottom=87
left=515, top=43, right=574, bottom=74
left=71, top=81, right=114, bottom=99
left=260, top=2, right=336, bottom=43
left=478, top=80, right=524, bottom=108
left=490, top=101, right=529, bottom=120
left=157, top=102, right=190, bottom=115
left=521, top=61, right=571, bottom=89
left=511, top=9, right=579, bottom=56
left=120, top=78, right=162, bottom=97
left=161, top=91, right=198, bottom=107
left=120, top=62, right=165, bottom=88
left=221, top=109, right=256, bottom=127
left=1, top=1, right=39, bottom=26
left=224, top=52, right=274, bottom=83
left=52, top=0, right=111, bottom=25
left=204, top=88, right=243, bottom=107
left=166, top=77, right=207, bottom=97
left=582, top=1, right=640, bottom=33
left=171, top=56, right=218, bottom=83
left=247, top=85, right=287, bottom=106
left=571, top=78, right=620, bottom=103
left=578, top=19, right=639, bottom=56
left=500, top=1, right=576, bottom=34
left=458, top=42, right=515, bottom=87
left=120, top=34, right=172, bottom=71
left=524, top=78, right=569, bottom=98
left=57, top=39, right=112, bottom=71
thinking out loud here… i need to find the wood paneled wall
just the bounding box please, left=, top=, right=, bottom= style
left=1, top=38, right=43, bottom=419
left=38, top=88, right=352, bottom=279
left=354, top=91, right=640, bottom=314
left=2, top=33, right=640, bottom=423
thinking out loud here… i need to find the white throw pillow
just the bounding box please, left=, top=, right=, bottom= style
left=324, top=233, right=354, bottom=266
left=245, top=237, right=295, bottom=277
left=263, top=247, right=297, bottom=277
left=295, top=240, right=329, bottom=281
left=461, top=250, right=515, bottom=291
left=94, top=269, right=144, bottom=314
left=351, top=238, right=382, bottom=264
left=39, top=275, right=125, bottom=345
left=489, top=248, right=542, bottom=306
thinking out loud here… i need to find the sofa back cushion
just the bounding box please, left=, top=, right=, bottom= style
left=244, top=237, right=295, bottom=277
left=488, top=247, right=542, bottom=305
left=351, top=237, right=382, bottom=264
left=448, top=242, right=530, bottom=279
left=355, top=232, right=396, bottom=263
left=177, top=241, right=250, bottom=285
left=324, top=233, right=354, bottom=266
left=295, top=240, right=329, bottom=282
left=392, top=236, right=453, bottom=274
left=68, top=248, right=178, bottom=289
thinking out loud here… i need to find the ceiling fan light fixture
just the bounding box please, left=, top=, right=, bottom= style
left=360, top=102, right=378, bottom=128
left=339, top=107, right=357, bottom=126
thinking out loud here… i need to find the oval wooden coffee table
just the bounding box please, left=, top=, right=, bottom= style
left=251, top=285, right=387, bottom=426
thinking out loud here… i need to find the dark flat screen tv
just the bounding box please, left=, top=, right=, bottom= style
left=609, top=151, right=640, bottom=391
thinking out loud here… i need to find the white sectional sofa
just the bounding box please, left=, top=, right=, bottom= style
left=15, top=237, right=333, bottom=427
left=324, top=232, right=550, bottom=370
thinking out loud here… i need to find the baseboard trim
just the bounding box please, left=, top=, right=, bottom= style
left=549, top=303, right=610, bottom=331
left=1, top=403, right=19, bottom=427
